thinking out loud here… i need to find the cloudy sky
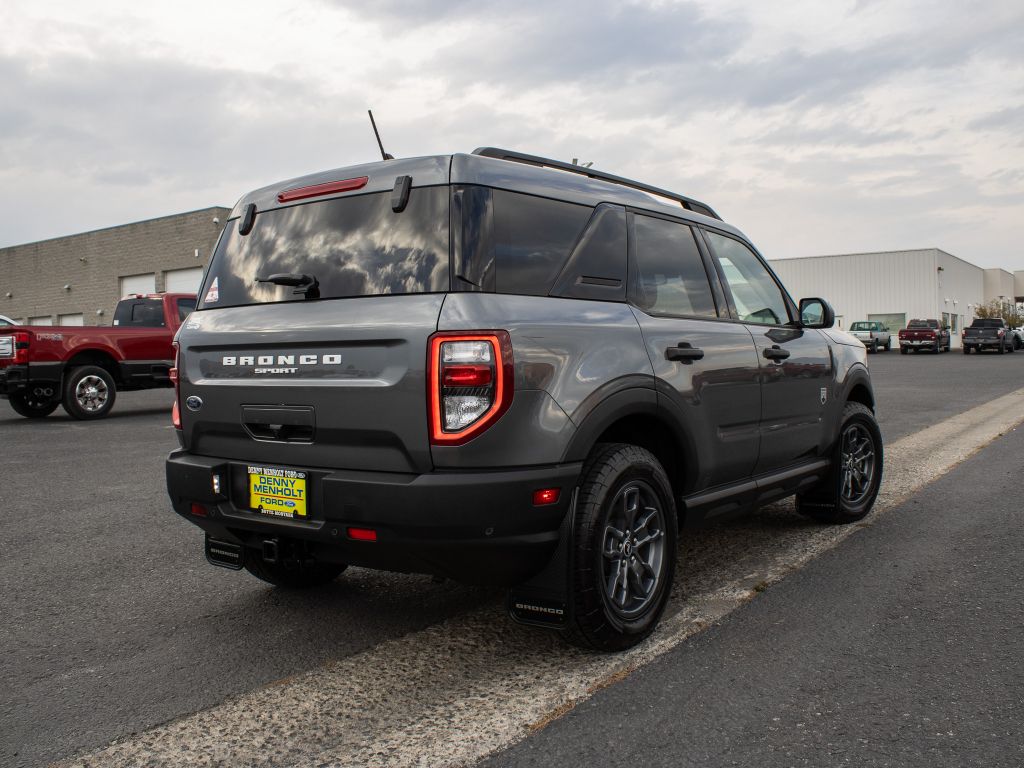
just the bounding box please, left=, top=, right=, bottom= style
left=1, top=1, right=1022, bottom=268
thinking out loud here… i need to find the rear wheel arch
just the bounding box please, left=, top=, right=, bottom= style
left=563, top=389, right=696, bottom=502
left=66, top=349, right=121, bottom=384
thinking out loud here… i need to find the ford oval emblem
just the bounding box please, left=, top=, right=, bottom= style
left=185, top=395, right=203, bottom=412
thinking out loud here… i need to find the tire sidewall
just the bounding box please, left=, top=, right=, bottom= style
left=572, top=445, right=678, bottom=648
left=836, top=405, right=883, bottom=519
left=62, top=365, right=117, bottom=420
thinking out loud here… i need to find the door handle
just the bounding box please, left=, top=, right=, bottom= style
left=763, top=345, right=790, bottom=361
left=666, top=343, right=704, bottom=363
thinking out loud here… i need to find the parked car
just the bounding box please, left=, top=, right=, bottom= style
left=898, top=319, right=950, bottom=354
left=0, top=293, right=196, bottom=419
left=0, top=315, right=15, bottom=327
left=166, top=147, right=883, bottom=651
left=962, top=317, right=1014, bottom=354
left=849, top=321, right=891, bottom=352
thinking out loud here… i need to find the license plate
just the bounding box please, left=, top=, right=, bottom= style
left=248, top=465, right=308, bottom=519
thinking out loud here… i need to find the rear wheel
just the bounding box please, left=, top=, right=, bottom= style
left=563, top=443, right=677, bottom=652
left=797, top=402, right=882, bottom=524
left=62, top=365, right=117, bottom=419
left=8, top=392, right=59, bottom=418
left=884, top=338, right=891, bottom=351
left=900, top=347, right=908, bottom=355
left=244, top=556, right=347, bottom=588
left=963, top=346, right=970, bottom=354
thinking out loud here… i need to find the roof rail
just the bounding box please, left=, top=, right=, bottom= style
left=471, top=147, right=721, bottom=220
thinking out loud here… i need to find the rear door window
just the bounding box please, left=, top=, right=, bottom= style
left=199, top=187, right=449, bottom=309
left=630, top=214, right=717, bottom=318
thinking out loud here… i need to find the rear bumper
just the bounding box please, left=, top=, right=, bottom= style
left=166, top=450, right=582, bottom=585
left=0, top=365, right=28, bottom=396
left=963, top=338, right=1002, bottom=347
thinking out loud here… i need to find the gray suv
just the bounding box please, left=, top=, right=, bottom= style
left=167, top=148, right=883, bottom=651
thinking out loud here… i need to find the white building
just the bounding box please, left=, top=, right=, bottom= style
left=770, top=248, right=1023, bottom=349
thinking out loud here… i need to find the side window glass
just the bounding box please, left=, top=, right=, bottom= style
left=705, top=232, right=790, bottom=326
left=177, top=298, right=197, bottom=322
left=631, top=215, right=717, bottom=318
left=492, top=190, right=591, bottom=296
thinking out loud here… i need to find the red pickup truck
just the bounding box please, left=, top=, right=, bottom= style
left=0, top=293, right=195, bottom=420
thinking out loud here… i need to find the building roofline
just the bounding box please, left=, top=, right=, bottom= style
left=0, top=206, right=231, bottom=251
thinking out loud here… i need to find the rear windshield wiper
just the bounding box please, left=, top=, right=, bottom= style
left=255, top=272, right=320, bottom=300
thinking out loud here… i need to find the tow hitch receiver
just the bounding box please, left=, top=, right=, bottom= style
left=205, top=535, right=244, bottom=570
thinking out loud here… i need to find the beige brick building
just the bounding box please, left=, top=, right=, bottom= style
left=0, top=207, right=229, bottom=325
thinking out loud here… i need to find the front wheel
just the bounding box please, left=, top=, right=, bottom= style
left=563, top=443, right=678, bottom=652
left=797, top=402, right=883, bottom=524
left=8, top=392, right=59, bottom=418
left=62, top=365, right=117, bottom=419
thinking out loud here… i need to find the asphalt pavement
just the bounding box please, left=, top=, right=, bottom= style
left=484, top=409, right=1024, bottom=768
left=1, top=348, right=1023, bottom=766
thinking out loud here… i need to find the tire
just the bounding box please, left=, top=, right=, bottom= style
left=900, top=347, right=908, bottom=355
left=871, top=341, right=878, bottom=353
left=962, top=346, right=970, bottom=355
left=796, top=402, right=883, bottom=524
left=62, top=365, right=117, bottom=420
left=885, top=339, right=891, bottom=351
left=244, top=556, right=347, bottom=588
left=999, top=341, right=1006, bottom=355
left=8, top=392, right=59, bottom=418
left=563, top=443, right=678, bottom=652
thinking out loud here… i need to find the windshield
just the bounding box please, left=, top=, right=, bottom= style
left=199, top=187, right=449, bottom=309
left=849, top=322, right=875, bottom=331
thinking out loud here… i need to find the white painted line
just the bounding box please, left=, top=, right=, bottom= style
left=65, top=388, right=1024, bottom=768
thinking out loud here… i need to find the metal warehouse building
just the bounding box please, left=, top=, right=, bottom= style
left=0, top=207, right=229, bottom=326
left=770, top=248, right=1024, bottom=349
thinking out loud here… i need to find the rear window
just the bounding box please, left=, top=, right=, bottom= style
left=907, top=319, right=938, bottom=329
left=199, top=187, right=449, bottom=309
left=850, top=322, right=875, bottom=331
left=970, top=318, right=1003, bottom=328
left=113, top=299, right=166, bottom=327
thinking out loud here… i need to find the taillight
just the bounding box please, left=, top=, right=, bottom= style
left=428, top=332, right=514, bottom=446
left=998, top=329, right=1005, bottom=337
left=171, top=342, right=181, bottom=430
left=14, top=332, right=29, bottom=364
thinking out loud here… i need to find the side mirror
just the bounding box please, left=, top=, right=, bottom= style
left=799, top=297, right=835, bottom=329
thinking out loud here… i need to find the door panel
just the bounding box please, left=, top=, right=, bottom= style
left=634, top=315, right=761, bottom=489
left=749, top=326, right=832, bottom=473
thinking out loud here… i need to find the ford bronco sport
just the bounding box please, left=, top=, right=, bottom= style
left=166, top=148, right=882, bottom=651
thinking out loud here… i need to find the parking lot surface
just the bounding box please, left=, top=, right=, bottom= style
left=1, top=348, right=1023, bottom=766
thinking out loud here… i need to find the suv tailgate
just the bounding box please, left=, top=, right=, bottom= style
left=177, top=295, right=442, bottom=474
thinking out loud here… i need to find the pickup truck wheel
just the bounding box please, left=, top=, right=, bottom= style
left=796, top=402, right=882, bottom=524
left=563, top=443, right=678, bottom=652
left=900, top=347, right=908, bottom=355
left=8, top=392, right=59, bottom=418
left=244, top=556, right=347, bottom=588
left=62, top=365, right=117, bottom=420
left=962, top=346, right=970, bottom=354
left=884, top=339, right=891, bottom=351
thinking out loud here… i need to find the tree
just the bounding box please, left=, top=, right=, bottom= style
left=974, top=299, right=1024, bottom=328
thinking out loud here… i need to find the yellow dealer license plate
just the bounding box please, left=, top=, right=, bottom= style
left=248, top=465, right=308, bottom=519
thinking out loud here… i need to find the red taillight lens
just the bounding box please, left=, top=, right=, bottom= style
left=442, top=364, right=493, bottom=387
left=347, top=527, right=377, bottom=542
left=428, top=332, right=514, bottom=446
left=532, top=488, right=561, bottom=506
left=190, top=502, right=208, bottom=517
left=277, top=176, right=368, bottom=203
left=171, top=342, right=182, bottom=430
left=13, top=332, right=29, bottom=364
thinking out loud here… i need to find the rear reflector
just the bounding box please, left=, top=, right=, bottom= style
left=532, top=488, right=561, bottom=506
left=190, top=502, right=208, bottom=517
left=347, top=527, right=378, bottom=542
left=277, top=176, right=369, bottom=203
left=172, top=399, right=181, bottom=430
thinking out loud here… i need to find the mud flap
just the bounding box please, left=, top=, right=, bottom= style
left=205, top=534, right=245, bottom=570
left=506, top=488, right=578, bottom=629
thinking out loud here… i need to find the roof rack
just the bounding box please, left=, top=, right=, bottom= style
left=471, top=147, right=721, bottom=220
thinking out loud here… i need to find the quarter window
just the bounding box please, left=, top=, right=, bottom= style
left=705, top=232, right=790, bottom=326
left=631, top=215, right=717, bottom=318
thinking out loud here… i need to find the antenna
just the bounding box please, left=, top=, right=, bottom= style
left=368, top=110, right=394, bottom=160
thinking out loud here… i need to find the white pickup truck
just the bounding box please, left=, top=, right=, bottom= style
left=849, top=321, right=892, bottom=352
